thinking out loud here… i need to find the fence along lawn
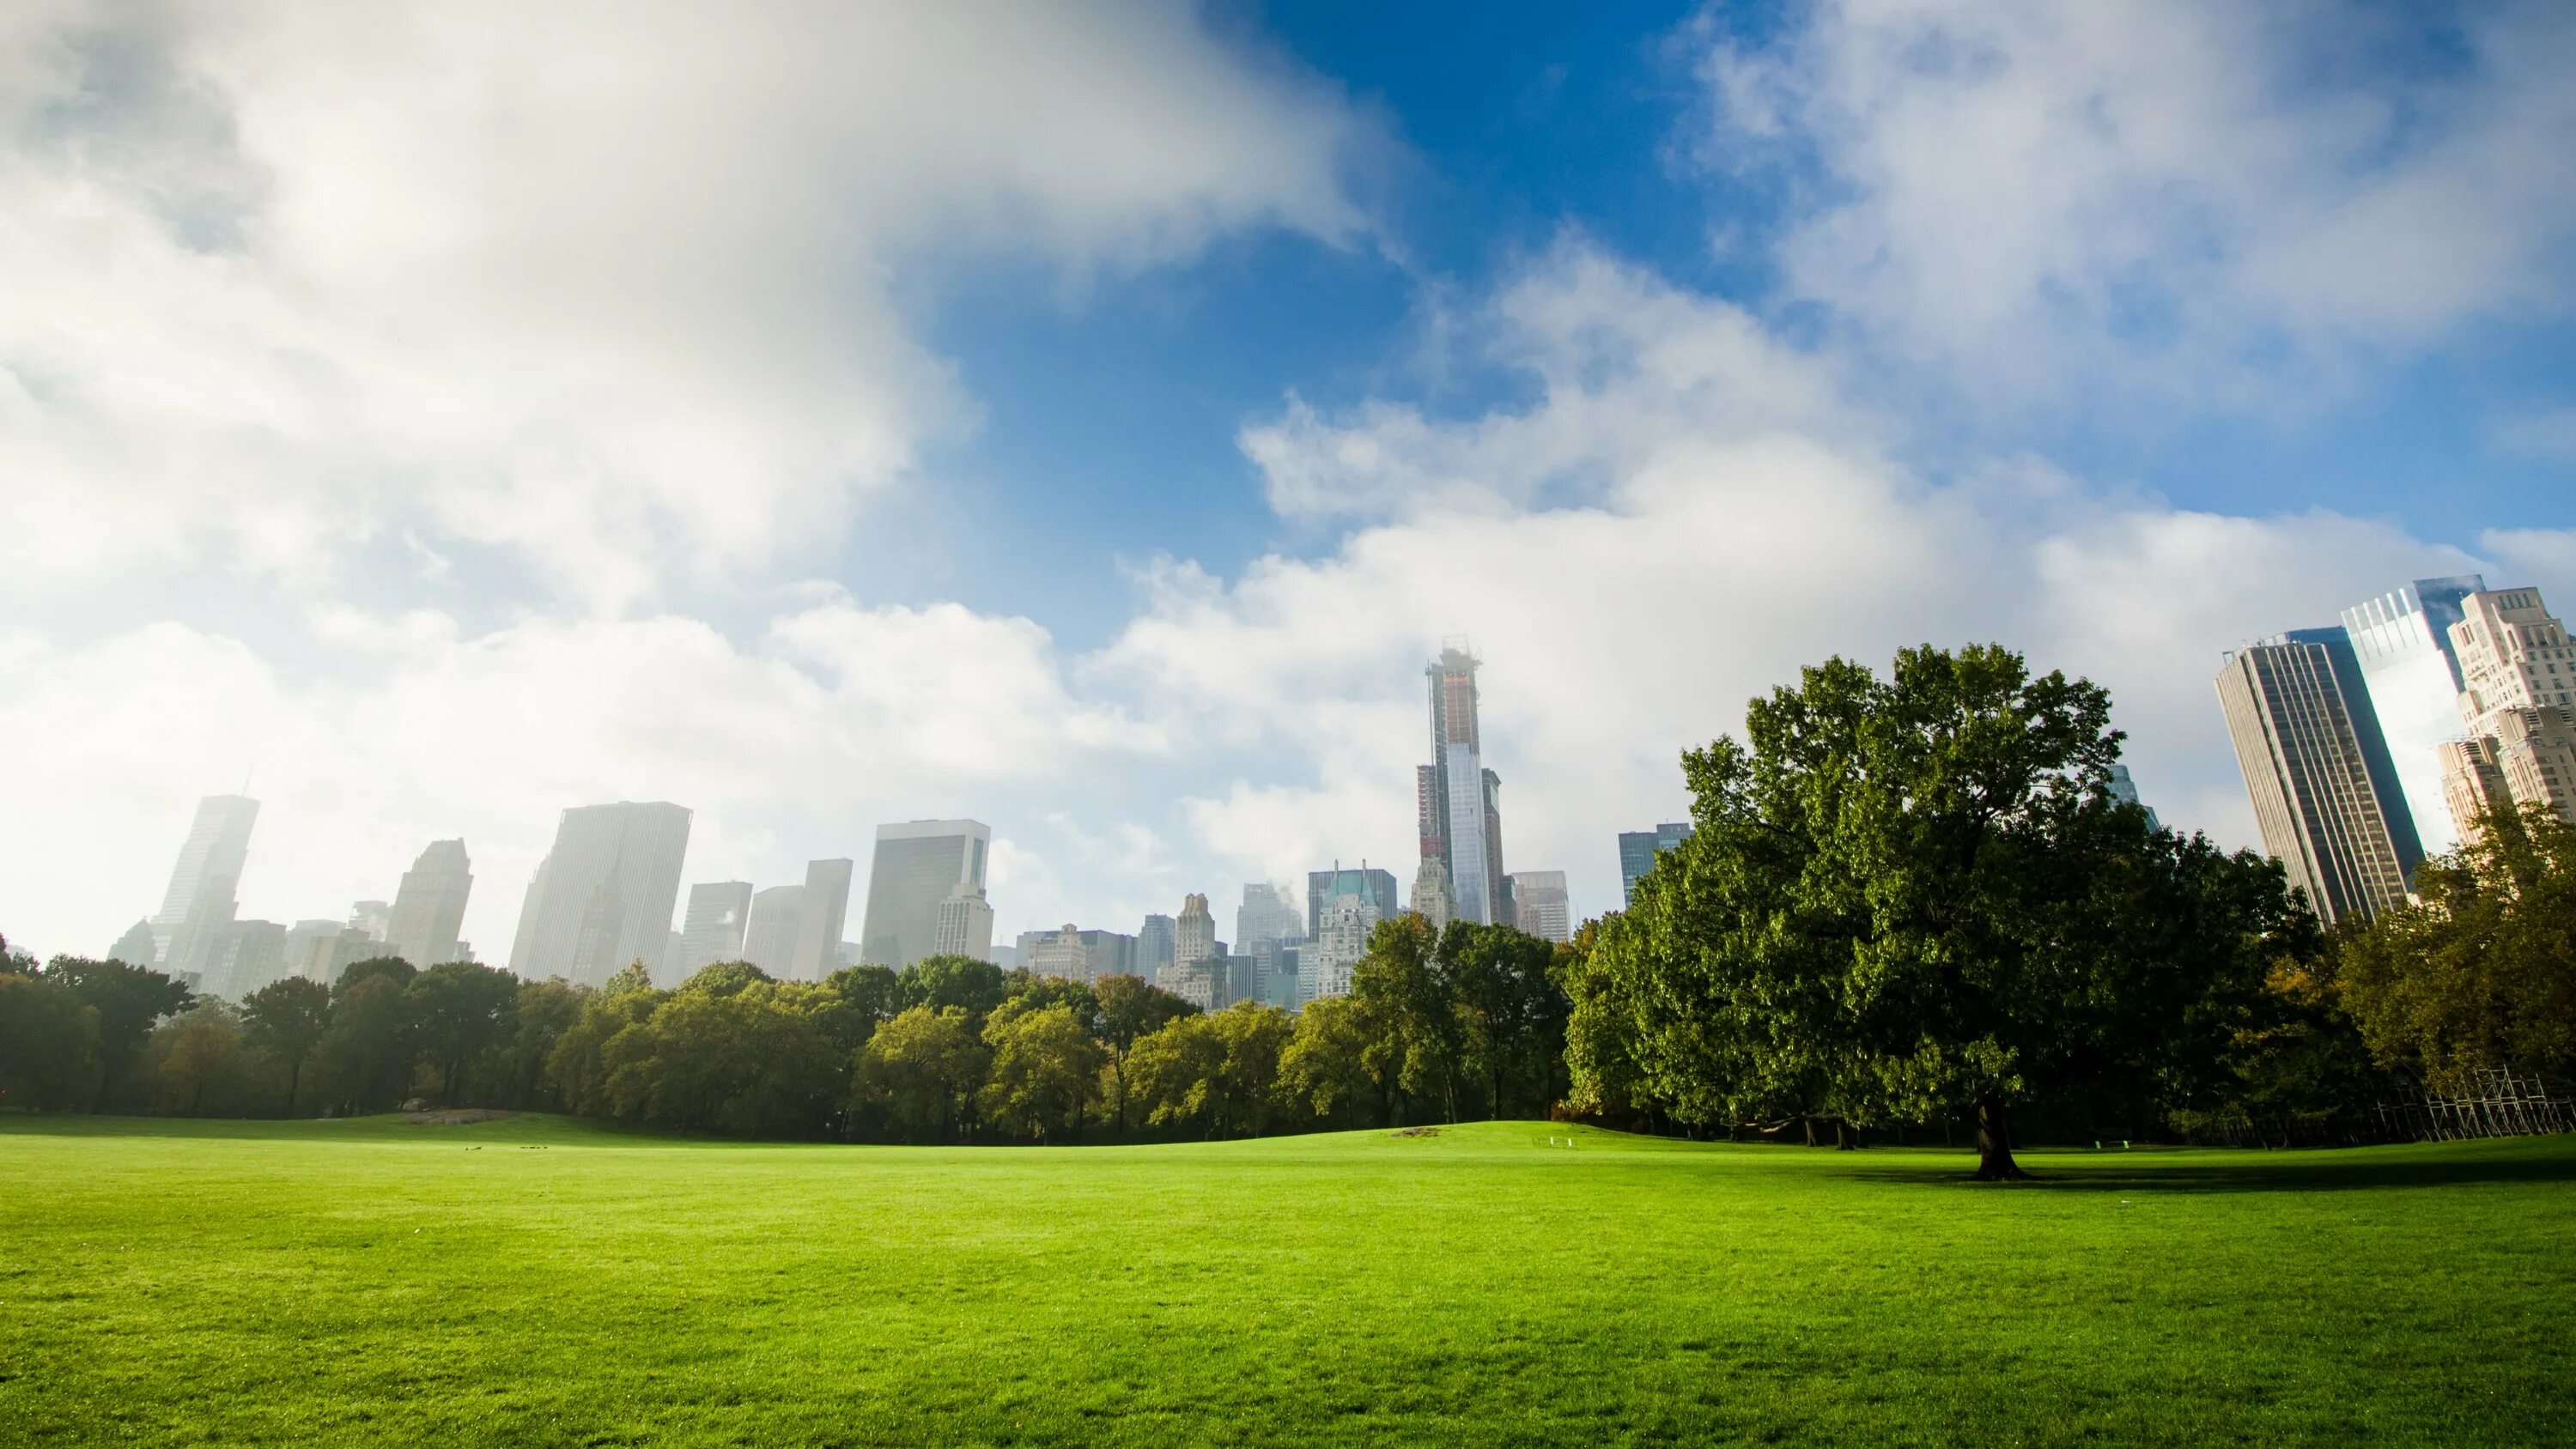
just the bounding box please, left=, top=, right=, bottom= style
left=2, top=1115, right=2569, bottom=1446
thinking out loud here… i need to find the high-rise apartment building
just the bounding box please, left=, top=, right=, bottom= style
left=1305, top=865, right=1398, bottom=940
left=1301, top=888, right=1382, bottom=1004
left=1420, top=643, right=1507, bottom=925
left=933, top=885, right=995, bottom=961
left=2439, top=587, right=2576, bottom=840
left=1137, top=913, right=1176, bottom=979
left=2216, top=631, right=2419, bottom=926
left=2438, top=737, right=2511, bottom=841
left=740, top=885, right=805, bottom=976
left=677, top=882, right=755, bottom=977
left=1409, top=858, right=1451, bottom=932
left=788, top=858, right=854, bottom=982
left=1617, top=822, right=1692, bottom=906
left=2482, top=706, right=2576, bottom=826
left=1506, top=870, right=1571, bottom=943
left=507, top=802, right=692, bottom=988
left=385, top=840, right=472, bottom=967
left=860, top=821, right=990, bottom=968
left=1174, top=894, right=1217, bottom=968
left=150, top=794, right=260, bottom=970
left=1235, top=883, right=1301, bottom=952
left=2342, top=576, right=2484, bottom=853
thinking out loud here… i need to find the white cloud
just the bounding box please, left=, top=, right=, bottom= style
left=1698, top=0, right=2576, bottom=397
left=0, top=0, right=1377, bottom=606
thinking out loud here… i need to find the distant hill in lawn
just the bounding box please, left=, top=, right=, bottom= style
left=3, top=1116, right=2570, bottom=1446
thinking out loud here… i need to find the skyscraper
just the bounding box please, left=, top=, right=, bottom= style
left=1174, top=894, right=1217, bottom=967
left=1506, top=870, right=1571, bottom=943
left=2342, top=576, right=2485, bottom=853
left=1305, top=865, right=1398, bottom=939
left=1409, top=858, right=1451, bottom=932
left=740, top=885, right=805, bottom=975
left=1137, top=913, right=1176, bottom=979
left=933, top=885, right=995, bottom=961
left=1301, top=887, right=1382, bottom=1003
left=789, top=858, right=854, bottom=982
left=1617, top=822, right=1692, bottom=906
left=2216, top=631, right=2419, bottom=926
left=860, top=821, right=990, bottom=968
left=198, top=920, right=288, bottom=1001
left=107, top=919, right=156, bottom=967
left=385, top=839, right=472, bottom=967
left=1234, top=883, right=1300, bottom=952
left=150, top=794, right=260, bottom=970
left=506, top=802, right=693, bottom=988
left=2453, top=586, right=2576, bottom=720
left=1421, top=642, right=1506, bottom=925
left=677, top=881, right=755, bottom=976
left=2105, top=766, right=2162, bottom=834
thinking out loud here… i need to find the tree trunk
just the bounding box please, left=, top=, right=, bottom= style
left=1834, top=1118, right=1852, bottom=1150
left=1974, top=1097, right=2028, bottom=1181
left=1803, top=1116, right=1818, bottom=1147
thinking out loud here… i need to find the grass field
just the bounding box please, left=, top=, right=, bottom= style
left=3, top=1117, right=2570, bottom=1447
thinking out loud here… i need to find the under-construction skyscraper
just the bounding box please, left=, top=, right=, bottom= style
left=1419, top=640, right=1507, bottom=925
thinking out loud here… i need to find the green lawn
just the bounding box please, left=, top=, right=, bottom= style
left=2, top=1117, right=2569, bottom=1446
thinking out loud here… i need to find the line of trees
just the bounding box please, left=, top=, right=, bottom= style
left=0, top=919, right=1569, bottom=1142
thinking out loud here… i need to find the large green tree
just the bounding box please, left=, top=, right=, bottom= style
left=896, top=955, right=1009, bottom=1024
left=1349, top=915, right=1461, bottom=1122
left=241, top=977, right=334, bottom=1113
left=1440, top=921, right=1567, bottom=1119
left=39, top=955, right=192, bottom=1106
left=1093, top=973, right=1197, bottom=1132
left=1573, top=644, right=2312, bottom=1178
left=2338, top=804, right=2576, bottom=1094
left=0, top=971, right=102, bottom=1112
left=850, top=1005, right=988, bottom=1143
left=979, top=1003, right=1105, bottom=1143
left=407, top=962, right=520, bottom=1102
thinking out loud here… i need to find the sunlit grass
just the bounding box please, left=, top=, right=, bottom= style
left=3, top=1116, right=2569, bottom=1446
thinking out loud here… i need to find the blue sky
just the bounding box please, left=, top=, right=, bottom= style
left=3, top=1, right=2571, bottom=963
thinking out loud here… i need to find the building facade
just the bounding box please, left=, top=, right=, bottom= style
left=1174, top=894, right=1217, bottom=969
left=1137, top=913, right=1176, bottom=980
left=386, top=839, right=472, bottom=968
left=1506, top=870, right=1571, bottom=943
left=1409, top=858, right=1451, bottom=932
left=1300, top=888, right=1381, bottom=1003
left=933, top=885, right=995, bottom=961
left=677, top=881, right=755, bottom=977
left=1420, top=643, right=1507, bottom=925
left=506, top=802, right=693, bottom=988
left=740, top=886, right=805, bottom=976
left=1234, top=883, right=1301, bottom=952
left=151, top=794, right=261, bottom=973
left=2215, top=631, right=2419, bottom=926
left=787, top=858, right=854, bottom=983
left=860, top=821, right=990, bottom=969
left=1305, top=865, right=1398, bottom=940
left=1617, top=822, right=1692, bottom=906
left=2342, top=576, right=2484, bottom=853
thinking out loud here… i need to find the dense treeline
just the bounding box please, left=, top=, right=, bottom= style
left=0, top=919, right=1567, bottom=1141
left=6, top=645, right=2568, bottom=1155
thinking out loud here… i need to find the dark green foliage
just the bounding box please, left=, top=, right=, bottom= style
left=682, top=961, right=773, bottom=998
left=896, top=955, right=1008, bottom=1022
left=978, top=1003, right=1105, bottom=1142
left=851, top=1004, right=987, bottom=1143
left=0, top=971, right=102, bottom=1111
left=1569, top=644, right=2319, bottom=1175
left=1094, top=973, right=1198, bottom=1131
left=2339, top=804, right=2576, bottom=1094
left=241, top=977, right=333, bottom=1112
left=39, top=955, right=193, bottom=1103
left=408, top=962, right=519, bottom=1101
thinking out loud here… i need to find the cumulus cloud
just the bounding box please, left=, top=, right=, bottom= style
left=0, top=0, right=1377, bottom=605
left=1697, top=0, right=2576, bottom=397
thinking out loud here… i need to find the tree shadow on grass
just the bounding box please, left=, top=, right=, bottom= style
left=1836, top=1140, right=2576, bottom=1194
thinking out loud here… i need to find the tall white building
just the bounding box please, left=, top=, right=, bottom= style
left=2442, top=587, right=2576, bottom=840
left=1420, top=643, right=1506, bottom=925
left=1300, top=889, right=1381, bottom=1004
left=740, top=885, right=805, bottom=976
left=860, top=821, right=990, bottom=968
left=1506, top=870, right=1571, bottom=943
left=789, top=858, right=854, bottom=983
left=386, top=839, right=472, bottom=967
left=150, top=795, right=260, bottom=972
left=2342, top=576, right=2484, bottom=854
left=677, top=882, right=754, bottom=977
left=1174, top=894, right=1216, bottom=968
left=933, top=885, right=995, bottom=961
left=507, top=802, right=693, bottom=988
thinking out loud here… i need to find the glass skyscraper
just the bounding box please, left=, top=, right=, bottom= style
left=1419, top=642, right=1505, bottom=924
left=859, top=820, right=990, bottom=968
left=2341, top=575, right=2484, bottom=854
left=1617, top=822, right=1692, bottom=906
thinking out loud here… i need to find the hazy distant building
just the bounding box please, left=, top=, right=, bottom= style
left=1249, top=937, right=1301, bottom=1009
left=990, top=943, right=1024, bottom=972
left=507, top=802, right=693, bottom=988
left=1409, top=858, right=1451, bottom=932
left=151, top=794, right=260, bottom=972
left=108, top=919, right=156, bottom=967
left=2342, top=576, right=2484, bottom=853
left=2105, top=766, right=2163, bottom=834
left=2216, top=631, right=2419, bottom=926
left=198, top=920, right=288, bottom=1001
left=1420, top=643, right=1507, bottom=925
left=1302, top=886, right=1382, bottom=1004
left=1617, top=822, right=1692, bottom=906
left=2438, top=737, right=2511, bottom=843
left=677, top=882, right=754, bottom=976
left=740, top=886, right=805, bottom=976
left=789, top=858, right=854, bottom=983
left=1019, top=926, right=1134, bottom=981
left=1507, top=870, right=1571, bottom=943
left=933, top=885, right=995, bottom=961
left=1234, top=883, right=1301, bottom=953
left=1305, top=865, right=1398, bottom=940
left=1137, top=913, right=1176, bottom=980
left=1174, top=894, right=1217, bottom=968
left=860, top=821, right=990, bottom=969
left=385, top=840, right=472, bottom=967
